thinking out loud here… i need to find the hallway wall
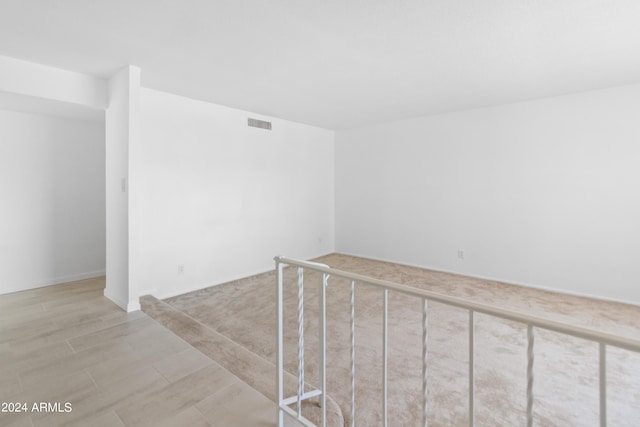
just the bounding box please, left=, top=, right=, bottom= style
left=0, top=109, right=105, bottom=294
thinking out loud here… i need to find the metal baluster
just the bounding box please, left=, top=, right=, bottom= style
left=276, top=261, right=284, bottom=427
left=599, top=343, right=606, bottom=427
left=319, top=273, right=327, bottom=427
left=422, top=298, right=428, bottom=427
left=526, top=325, right=534, bottom=427
left=297, top=268, right=304, bottom=418
left=272, top=256, right=640, bottom=427
left=382, top=289, right=388, bottom=427
left=469, top=310, right=475, bottom=427
left=350, top=280, right=356, bottom=427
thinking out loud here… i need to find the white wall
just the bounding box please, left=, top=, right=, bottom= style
left=105, top=66, right=140, bottom=312
left=336, top=84, right=640, bottom=304
left=0, top=54, right=106, bottom=110
left=0, top=110, right=105, bottom=294
left=134, top=89, right=335, bottom=298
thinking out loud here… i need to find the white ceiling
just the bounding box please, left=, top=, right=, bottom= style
left=1, top=0, right=639, bottom=129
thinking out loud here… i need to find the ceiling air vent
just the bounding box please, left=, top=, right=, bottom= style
left=248, top=118, right=272, bottom=130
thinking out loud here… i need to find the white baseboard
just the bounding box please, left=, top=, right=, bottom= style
left=0, top=269, right=106, bottom=296
left=334, top=251, right=640, bottom=307
left=137, top=252, right=332, bottom=301
left=38, top=270, right=106, bottom=287
left=127, top=299, right=141, bottom=313
left=104, top=287, right=127, bottom=311
left=104, top=288, right=139, bottom=312
left=139, top=267, right=277, bottom=301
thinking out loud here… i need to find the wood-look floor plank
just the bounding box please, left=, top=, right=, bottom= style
left=74, top=410, right=125, bottom=427
left=116, top=364, right=238, bottom=427
left=0, top=373, right=22, bottom=401
left=9, top=318, right=107, bottom=354
left=66, top=316, right=156, bottom=353
left=0, top=321, right=60, bottom=346
left=0, top=341, right=76, bottom=379
left=32, top=367, right=168, bottom=427
left=18, top=369, right=98, bottom=414
left=19, top=340, right=133, bottom=389
left=153, top=347, right=213, bottom=383
left=154, top=407, right=213, bottom=427
left=52, top=301, right=123, bottom=328
left=41, top=290, right=106, bottom=311
left=0, top=302, right=45, bottom=320
left=0, top=280, right=104, bottom=309
left=0, top=297, right=115, bottom=331
left=86, top=336, right=191, bottom=388
left=125, top=326, right=191, bottom=360
left=99, top=309, right=146, bottom=327
left=197, top=379, right=275, bottom=427
left=1, top=277, right=276, bottom=427
left=0, top=412, right=33, bottom=427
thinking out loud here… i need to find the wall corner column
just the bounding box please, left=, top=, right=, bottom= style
left=105, top=65, right=141, bottom=312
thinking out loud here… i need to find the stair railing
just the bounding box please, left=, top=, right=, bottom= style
left=275, top=255, right=640, bottom=427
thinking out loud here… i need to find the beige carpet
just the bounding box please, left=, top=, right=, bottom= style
left=145, top=254, right=640, bottom=426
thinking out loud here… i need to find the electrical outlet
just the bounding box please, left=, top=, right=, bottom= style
left=457, top=250, right=464, bottom=260
left=178, top=264, right=185, bottom=274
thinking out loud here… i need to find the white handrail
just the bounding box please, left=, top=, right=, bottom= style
left=276, top=256, right=640, bottom=353
left=275, top=255, right=640, bottom=427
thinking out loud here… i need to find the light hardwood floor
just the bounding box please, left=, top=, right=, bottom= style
left=0, top=277, right=275, bottom=427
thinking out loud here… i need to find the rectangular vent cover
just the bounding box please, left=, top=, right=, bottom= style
left=248, top=118, right=272, bottom=130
